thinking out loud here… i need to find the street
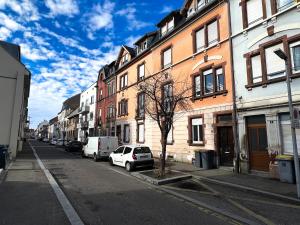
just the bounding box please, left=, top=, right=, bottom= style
left=1, top=140, right=300, bottom=225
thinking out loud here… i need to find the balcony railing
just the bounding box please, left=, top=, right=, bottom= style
left=79, top=105, right=90, bottom=114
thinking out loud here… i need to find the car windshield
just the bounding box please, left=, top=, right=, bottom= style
left=133, top=147, right=151, bottom=154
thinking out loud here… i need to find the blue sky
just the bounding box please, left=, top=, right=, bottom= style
left=0, top=0, right=182, bottom=128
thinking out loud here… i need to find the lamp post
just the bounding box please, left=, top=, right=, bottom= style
left=274, top=48, right=300, bottom=198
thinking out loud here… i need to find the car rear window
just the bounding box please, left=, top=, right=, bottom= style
left=133, top=147, right=151, bottom=154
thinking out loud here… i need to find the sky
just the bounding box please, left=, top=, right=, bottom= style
left=0, top=0, right=182, bottom=128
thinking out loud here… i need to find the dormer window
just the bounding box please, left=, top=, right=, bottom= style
left=187, top=6, right=195, bottom=17
left=138, top=41, right=148, bottom=54
left=161, top=18, right=174, bottom=36
left=198, top=0, right=205, bottom=10
left=121, top=53, right=129, bottom=66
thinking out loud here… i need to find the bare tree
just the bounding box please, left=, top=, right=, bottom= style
left=138, top=72, right=192, bottom=176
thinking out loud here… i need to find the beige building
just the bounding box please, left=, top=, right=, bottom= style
left=0, top=41, right=31, bottom=158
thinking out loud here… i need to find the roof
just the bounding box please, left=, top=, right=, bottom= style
left=123, top=45, right=136, bottom=57
left=49, top=116, right=58, bottom=125
left=61, top=93, right=80, bottom=112
left=134, top=31, right=157, bottom=45
left=156, top=10, right=181, bottom=27
left=0, top=41, right=20, bottom=61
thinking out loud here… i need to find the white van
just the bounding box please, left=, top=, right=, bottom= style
left=82, top=136, right=119, bottom=161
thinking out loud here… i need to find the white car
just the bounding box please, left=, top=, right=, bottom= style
left=50, top=139, right=57, bottom=145
left=56, top=139, right=65, bottom=146
left=109, top=145, right=154, bottom=171
left=43, top=138, right=49, bottom=142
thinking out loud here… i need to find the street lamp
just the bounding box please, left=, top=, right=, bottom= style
left=274, top=48, right=300, bottom=198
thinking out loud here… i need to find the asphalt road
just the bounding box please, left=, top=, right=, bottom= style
left=29, top=140, right=238, bottom=225
left=3, top=140, right=299, bottom=225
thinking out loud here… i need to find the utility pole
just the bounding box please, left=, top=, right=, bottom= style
left=274, top=48, right=300, bottom=198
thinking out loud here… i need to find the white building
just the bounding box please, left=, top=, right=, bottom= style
left=78, top=82, right=97, bottom=142
left=0, top=41, right=31, bottom=158
left=230, top=0, right=300, bottom=172
left=48, top=116, right=59, bottom=140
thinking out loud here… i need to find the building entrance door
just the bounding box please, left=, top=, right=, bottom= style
left=247, top=115, right=269, bottom=171
left=217, top=126, right=234, bottom=166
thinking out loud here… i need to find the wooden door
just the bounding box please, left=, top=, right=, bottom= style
left=218, top=127, right=234, bottom=166
left=247, top=116, right=269, bottom=171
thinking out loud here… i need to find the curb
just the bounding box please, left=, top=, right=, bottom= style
left=193, top=175, right=300, bottom=204
left=131, top=171, right=192, bottom=185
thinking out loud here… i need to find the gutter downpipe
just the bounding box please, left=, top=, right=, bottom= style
left=227, top=0, right=241, bottom=173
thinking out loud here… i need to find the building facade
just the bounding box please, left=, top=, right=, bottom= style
left=78, top=82, right=97, bottom=142
left=66, top=108, right=79, bottom=141
left=0, top=41, right=31, bottom=158
left=113, top=0, right=235, bottom=164
left=96, top=62, right=117, bottom=137
left=230, top=0, right=300, bottom=172
left=48, top=116, right=59, bottom=140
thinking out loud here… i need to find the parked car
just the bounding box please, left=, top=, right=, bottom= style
left=65, top=141, right=83, bottom=152
left=50, top=139, right=57, bottom=145
left=56, top=139, right=65, bottom=146
left=109, top=145, right=154, bottom=172
left=82, top=136, right=119, bottom=161
left=43, top=138, right=49, bottom=142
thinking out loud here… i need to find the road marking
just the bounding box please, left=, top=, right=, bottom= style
left=29, top=142, right=84, bottom=225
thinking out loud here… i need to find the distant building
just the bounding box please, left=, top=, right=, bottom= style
left=0, top=41, right=31, bottom=158
left=37, top=120, right=49, bottom=138
left=48, top=116, right=59, bottom=140
left=66, top=107, right=79, bottom=141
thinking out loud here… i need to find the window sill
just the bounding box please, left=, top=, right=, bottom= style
left=245, top=73, right=300, bottom=90
left=188, top=142, right=205, bottom=147
left=192, top=90, right=228, bottom=101
left=135, top=116, right=145, bottom=120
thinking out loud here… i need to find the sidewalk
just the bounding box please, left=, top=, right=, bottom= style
left=0, top=142, right=70, bottom=225
left=160, top=160, right=299, bottom=201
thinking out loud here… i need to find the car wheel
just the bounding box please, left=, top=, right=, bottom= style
left=109, top=158, right=114, bottom=166
left=93, top=153, right=98, bottom=162
left=125, top=162, right=132, bottom=172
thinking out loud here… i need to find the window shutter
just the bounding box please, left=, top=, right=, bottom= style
left=168, top=19, right=174, bottom=30
left=265, top=43, right=285, bottom=79
left=164, top=48, right=171, bottom=67
left=247, top=0, right=263, bottom=25
left=251, top=55, right=262, bottom=83
left=196, top=28, right=205, bottom=51
left=207, top=21, right=218, bottom=46
left=194, top=75, right=201, bottom=97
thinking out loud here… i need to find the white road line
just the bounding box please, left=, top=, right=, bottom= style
left=29, top=142, right=84, bottom=225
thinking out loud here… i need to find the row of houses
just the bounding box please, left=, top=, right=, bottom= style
left=46, top=0, right=300, bottom=174
left=0, top=41, right=31, bottom=158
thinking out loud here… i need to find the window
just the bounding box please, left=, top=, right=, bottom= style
left=91, top=95, right=94, bottom=104
left=120, top=73, right=128, bottom=90
left=194, top=75, right=201, bottom=97
left=123, top=124, right=130, bottom=143
left=137, top=123, right=144, bottom=143
left=279, top=113, right=300, bottom=155
left=193, top=67, right=225, bottom=98
left=193, top=19, right=219, bottom=53
left=162, top=47, right=172, bottom=69
left=137, top=92, right=145, bottom=118
left=276, top=0, right=294, bottom=12
left=108, top=81, right=115, bottom=96
left=216, top=68, right=225, bottom=91
left=203, top=69, right=213, bottom=94
left=290, top=41, right=300, bottom=74
left=163, top=83, right=173, bottom=113
left=107, top=106, right=115, bottom=119
left=197, top=0, right=205, bottom=9
left=121, top=53, right=129, bottom=65
left=207, top=20, right=218, bottom=47
left=195, top=28, right=205, bottom=52
left=250, top=55, right=263, bottom=83
left=133, top=147, right=151, bottom=154
left=241, top=0, right=265, bottom=29
left=124, top=147, right=132, bottom=154
left=161, top=18, right=174, bottom=36
left=90, top=112, right=93, bottom=121
left=115, top=146, right=124, bottom=154
left=265, top=43, right=285, bottom=80
left=138, top=63, right=145, bottom=81
left=99, top=89, right=103, bottom=99
left=188, top=116, right=204, bottom=145
left=187, top=5, right=195, bottom=17
left=118, top=99, right=128, bottom=116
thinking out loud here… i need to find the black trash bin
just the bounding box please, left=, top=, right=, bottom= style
left=201, top=150, right=214, bottom=169
left=194, top=151, right=202, bottom=168
left=0, top=145, right=8, bottom=169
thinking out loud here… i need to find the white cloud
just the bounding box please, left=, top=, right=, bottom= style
left=116, top=4, right=151, bottom=31
left=0, top=12, right=24, bottom=40
left=0, top=27, right=11, bottom=39
left=0, top=0, right=40, bottom=21
left=84, top=0, right=115, bottom=40
left=125, top=35, right=140, bottom=46
left=160, top=5, right=174, bottom=14
left=45, top=0, right=79, bottom=17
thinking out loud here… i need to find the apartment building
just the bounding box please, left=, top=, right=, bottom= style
left=78, top=82, right=97, bottom=142
left=112, top=0, right=235, bottom=164
left=66, top=107, right=79, bottom=141
left=96, top=62, right=117, bottom=137
left=0, top=41, right=31, bottom=158
left=230, top=0, right=300, bottom=172
left=48, top=116, right=59, bottom=140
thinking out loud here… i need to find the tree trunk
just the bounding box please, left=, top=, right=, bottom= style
left=160, top=137, right=167, bottom=177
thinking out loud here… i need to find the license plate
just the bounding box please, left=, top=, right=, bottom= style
left=140, top=155, right=148, bottom=159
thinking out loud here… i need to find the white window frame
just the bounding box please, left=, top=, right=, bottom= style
left=290, top=41, right=300, bottom=74
left=246, top=0, right=264, bottom=26
left=137, top=123, right=145, bottom=143
left=191, top=117, right=204, bottom=144
left=163, top=48, right=172, bottom=68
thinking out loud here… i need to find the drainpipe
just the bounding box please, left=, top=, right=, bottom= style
left=227, top=0, right=241, bottom=173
